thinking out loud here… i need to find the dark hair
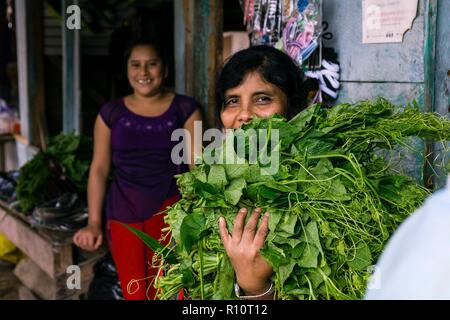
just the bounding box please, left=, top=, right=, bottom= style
left=216, top=45, right=307, bottom=120
left=123, top=38, right=169, bottom=69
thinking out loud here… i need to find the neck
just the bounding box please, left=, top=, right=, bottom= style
left=132, top=88, right=166, bottom=104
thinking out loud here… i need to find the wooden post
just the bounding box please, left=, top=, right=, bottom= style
left=423, top=0, right=438, bottom=188
left=14, top=0, right=47, bottom=150
left=174, top=0, right=193, bottom=96
left=62, top=0, right=81, bottom=134
left=174, top=0, right=223, bottom=129
left=432, top=0, right=450, bottom=189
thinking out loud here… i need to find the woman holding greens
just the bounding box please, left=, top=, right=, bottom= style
left=216, top=45, right=307, bottom=300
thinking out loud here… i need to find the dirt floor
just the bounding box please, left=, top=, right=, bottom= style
left=0, top=260, right=20, bottom=300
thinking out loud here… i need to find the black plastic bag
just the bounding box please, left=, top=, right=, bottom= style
left=0, top=170, right=19, bottom=203
left=87, top=253, right=123, bottom=300
left=29, top=193, right=88, bottom=232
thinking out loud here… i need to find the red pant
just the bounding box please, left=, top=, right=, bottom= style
left=107, top=195, right=179, bottom=300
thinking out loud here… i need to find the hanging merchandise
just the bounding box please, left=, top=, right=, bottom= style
left=242, top=0, right=284, bottom=46
left=279, top=0, right=322, bottom=67
left=241, top=0, right=322, bottom=64
left=301, top=20, right=340, bottom=105
left=240, top=0, right=341, bottom=105
left=305, top=46, right=341, bottom=105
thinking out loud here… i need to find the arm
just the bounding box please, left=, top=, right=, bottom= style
left=73, top=115, right=111, bottom=251
left=183, top=109, right=203, bottom=170
left=219, top=208, right=275, bottom=300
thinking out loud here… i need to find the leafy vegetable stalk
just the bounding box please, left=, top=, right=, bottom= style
left=16, top=133, right=93, bottom=213
left=131, top=98, right=450, bottom=300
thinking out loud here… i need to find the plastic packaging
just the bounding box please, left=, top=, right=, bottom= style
left=87, top=254, right=124, bottom=300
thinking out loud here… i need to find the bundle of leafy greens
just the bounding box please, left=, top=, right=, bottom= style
left=127, top=98, right=450, bottom=300
left=16, top=133, right=93, bottom=213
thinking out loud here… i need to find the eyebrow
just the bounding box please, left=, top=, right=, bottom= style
left=252, top=90, right=274, bottom=96
left=225, top=90, right=274, bottom=99
left=129, top=58, right=160, bottom=63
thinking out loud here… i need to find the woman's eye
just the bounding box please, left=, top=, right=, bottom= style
left=255, top=96, right=272, bottom=104
left=224, top=98, right=239, bottom=107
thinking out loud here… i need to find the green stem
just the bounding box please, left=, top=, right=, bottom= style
left=198, top=240, right=205, bottom=299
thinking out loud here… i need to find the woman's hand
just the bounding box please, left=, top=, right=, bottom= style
left=73, top=224, right=103, bottom=251
left=218, top=208, right=273, bottom=296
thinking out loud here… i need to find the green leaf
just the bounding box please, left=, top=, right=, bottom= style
left=120, top=224, right=176, bottom=264
left=213, top=255, right=235, bottom=299
left=180, top=213, right=211, bottom=252
left=336, top=240, right=346, bottom=256
left=180, top=260, right=196, bottom=287
left=268, top=209, right=282, bottom=232
left=298, top=244, right=320, bottom=268
left=244, top=164, right=274, bottom=183
left=193, top=179, right=219, bottom=199
left=307, top=269, right=326, bottom=289
left=225, top=162, right=249, bottom=180
left=272, top=235, right=301, bottom=248
left=265, top=181, right=297, bottom=193
left=347, top=240, right=372, bottom=271
left=299, top=222, right=323, bottom=254
left=224, top=178, right=247, bottom=205
left=121, top=223, right=164, bottom=252
left=193, top=169, right=207, bottom=182
left=207, top=165, right=228, bottom=191
left=245, top=184, right=279, bottom=202
left=318, top=178, right=350, bottom=201
left=301, top=136, right=338, bottom=156
left=258, top=185, right=281, bottom=201
left=279, top=262, right=296, bottom=287
left=291, top=243, right=306, bottom=259
left=288, top=104, right=319, bottom=131
left=311, top=158, right=334, bottom=176
left=168, top=209, right=187, bottom=243
left=277, top=213, right=298, bottom=235
left=260, top=242, right=287, bottom=268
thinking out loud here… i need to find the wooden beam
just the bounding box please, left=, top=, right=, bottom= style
left=432, top=0, right=450, bottom=189
left=0, top=206, right=73, bottom=279
left=62, top=0, right=81, bottom=134
left=193, top=0, right=223, bottom=129
left=174, top=0, right=191, bottom=95
left=174, top=0, right=223, bottom=128
left=14, top=0, right=47, bottom=150
left=423, top=0, right=438, bottom=188
left=14, top=252, right=105, bottom=300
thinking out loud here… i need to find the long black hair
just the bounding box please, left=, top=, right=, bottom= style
left=216, top=45, right=307, bottom=120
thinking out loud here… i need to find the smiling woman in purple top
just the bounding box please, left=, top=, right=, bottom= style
left=73, top=39, right=202, bottom=300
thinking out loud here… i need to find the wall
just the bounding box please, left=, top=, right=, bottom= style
left=323, top=0, right=426, bottom=104
left=323, top=0, right=449, bottom=187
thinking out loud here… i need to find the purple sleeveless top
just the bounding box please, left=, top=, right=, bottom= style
left=99, top=94, right=199, bottom=223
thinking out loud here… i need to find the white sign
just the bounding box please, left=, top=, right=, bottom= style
left=362, top=0, right=418, bottom=43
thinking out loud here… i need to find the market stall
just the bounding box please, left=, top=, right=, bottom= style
left=0, top=0, right=448, bottom=302
left=0, top=199, right=107, bottom=299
